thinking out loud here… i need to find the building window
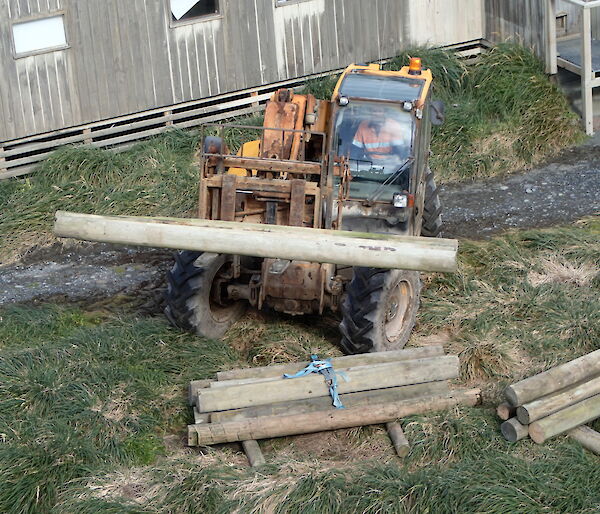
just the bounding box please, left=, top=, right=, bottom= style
left=12, top=15, right=67, bottom=57
left=170, top=0, right=219, bottom=22
left=275, top=0, right=312, bottom=5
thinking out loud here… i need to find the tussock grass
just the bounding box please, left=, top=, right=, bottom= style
left=0, top=130, right=201, bottom=263
left=427, top=43, right=583, bottom=181
left=224, top=314, right=341, bottom=366
left=418, top=217, right=600, bottom=389
left=301, top=74, right=341, bottom=100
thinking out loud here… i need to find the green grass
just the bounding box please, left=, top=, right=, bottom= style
left=0, top=220, right=598, bottom=512
left=56, top=409, right=600, bottom=513
left=0, top=306, right=239, bottom=513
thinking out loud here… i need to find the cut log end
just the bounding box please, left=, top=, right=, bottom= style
left=516, top=406, right=531, bottom=425
left=187, top=425, right=199, bottom=446
left=501, top=418, right=529, bottom=443
left=496, top=402, right=516, bottom=421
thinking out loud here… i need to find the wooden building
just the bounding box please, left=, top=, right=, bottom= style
left=0, top=0, right=575, bottom=178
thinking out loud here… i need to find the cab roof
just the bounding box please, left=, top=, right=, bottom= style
left=333, top=63, right=433, bottom=107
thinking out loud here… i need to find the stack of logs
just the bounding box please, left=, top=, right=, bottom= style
left=498, top=349, right=600, bottom=454
left=187, top=346, right=481, bottom=466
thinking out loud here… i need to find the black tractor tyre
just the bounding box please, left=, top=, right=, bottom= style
left=421, top=167, right=443, bottom=238
left=164, top=251, right=246, bottom=339
left=339, top=268, right=422, bottom=354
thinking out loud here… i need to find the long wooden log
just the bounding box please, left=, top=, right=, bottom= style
left=516, top=375, right=600, bottom=425
left=387, top=422, right=410, bottom=457
left=568, top=426, right=600, bottom=455
left=504, top=350, right=600, bottom=406
left=53, top=211, right=458, bottom=272
left=210, top=347, right=447, bottom=390
left=188, top=388, right=481, bottom=445
left=210, top=382, right=449, bottom=423
left=215, top=346, right=445, bottom=382
left=500, top=417, right=529, bottom=442
left=197, top=355, right=460, bottom=413
left=528, top=393, right=600, bottom=444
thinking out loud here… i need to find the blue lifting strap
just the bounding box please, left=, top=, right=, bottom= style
left=283, top=354, right=346, bottom=409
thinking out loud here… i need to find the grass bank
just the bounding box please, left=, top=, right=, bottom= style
left=0, top=219, right=598, bottom=512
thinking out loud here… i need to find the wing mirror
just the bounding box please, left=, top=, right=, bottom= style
left=430, top=100, right=445, bottom=126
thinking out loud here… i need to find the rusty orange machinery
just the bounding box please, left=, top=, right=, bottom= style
left=197, top=87, right=346, bottom=231
left=196, top=87, right=348, bottom=316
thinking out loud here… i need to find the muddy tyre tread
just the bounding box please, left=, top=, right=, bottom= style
left=164, top=251, right=246, bottom=339
left=340, top=267, right=386, bottom=354
left=340, top=267, right=421, bottom=355
left=164, top=251, right=204, bottom=331
left=421, top=168, right=443, bottom=238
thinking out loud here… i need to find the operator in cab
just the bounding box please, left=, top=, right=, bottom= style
left=350, top=106, right=410, bottom=163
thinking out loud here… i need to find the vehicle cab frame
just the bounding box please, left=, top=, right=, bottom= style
left=330, top=61, right=435, bottom=236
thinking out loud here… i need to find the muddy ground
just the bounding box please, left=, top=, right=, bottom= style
left=441, top=145, right=600, bottom=239
left=1, top=146, right=599, bottom=306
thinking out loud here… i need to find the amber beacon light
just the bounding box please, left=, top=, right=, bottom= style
left=408, top=57, right=422, bottom=75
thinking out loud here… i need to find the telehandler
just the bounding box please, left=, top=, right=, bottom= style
left=163, top=58, right=446, bottom=354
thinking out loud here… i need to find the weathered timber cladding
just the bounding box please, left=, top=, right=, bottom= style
left=484, top=0, right=549, bottom=60
left=0, top=0, right=485, bottom=144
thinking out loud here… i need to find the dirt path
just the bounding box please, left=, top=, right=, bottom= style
left=1, top=148, right=598, bottom=306
left=440, top=146, right=600, bottom=239
left=0, top=245, right=171, bottom=307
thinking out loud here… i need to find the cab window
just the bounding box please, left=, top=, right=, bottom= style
left=333, top=100, right=415, bottom=200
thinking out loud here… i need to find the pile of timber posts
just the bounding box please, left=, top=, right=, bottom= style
left=187, top=346, right=481, bottom=467
left=498, top=349, right=600, bottom=454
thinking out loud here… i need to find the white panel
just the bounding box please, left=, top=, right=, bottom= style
left=12, top=15, right=67, bottom=56
left=408, top=0, right=484, bottom=46
left=171, top=0, right=199, bottom=20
